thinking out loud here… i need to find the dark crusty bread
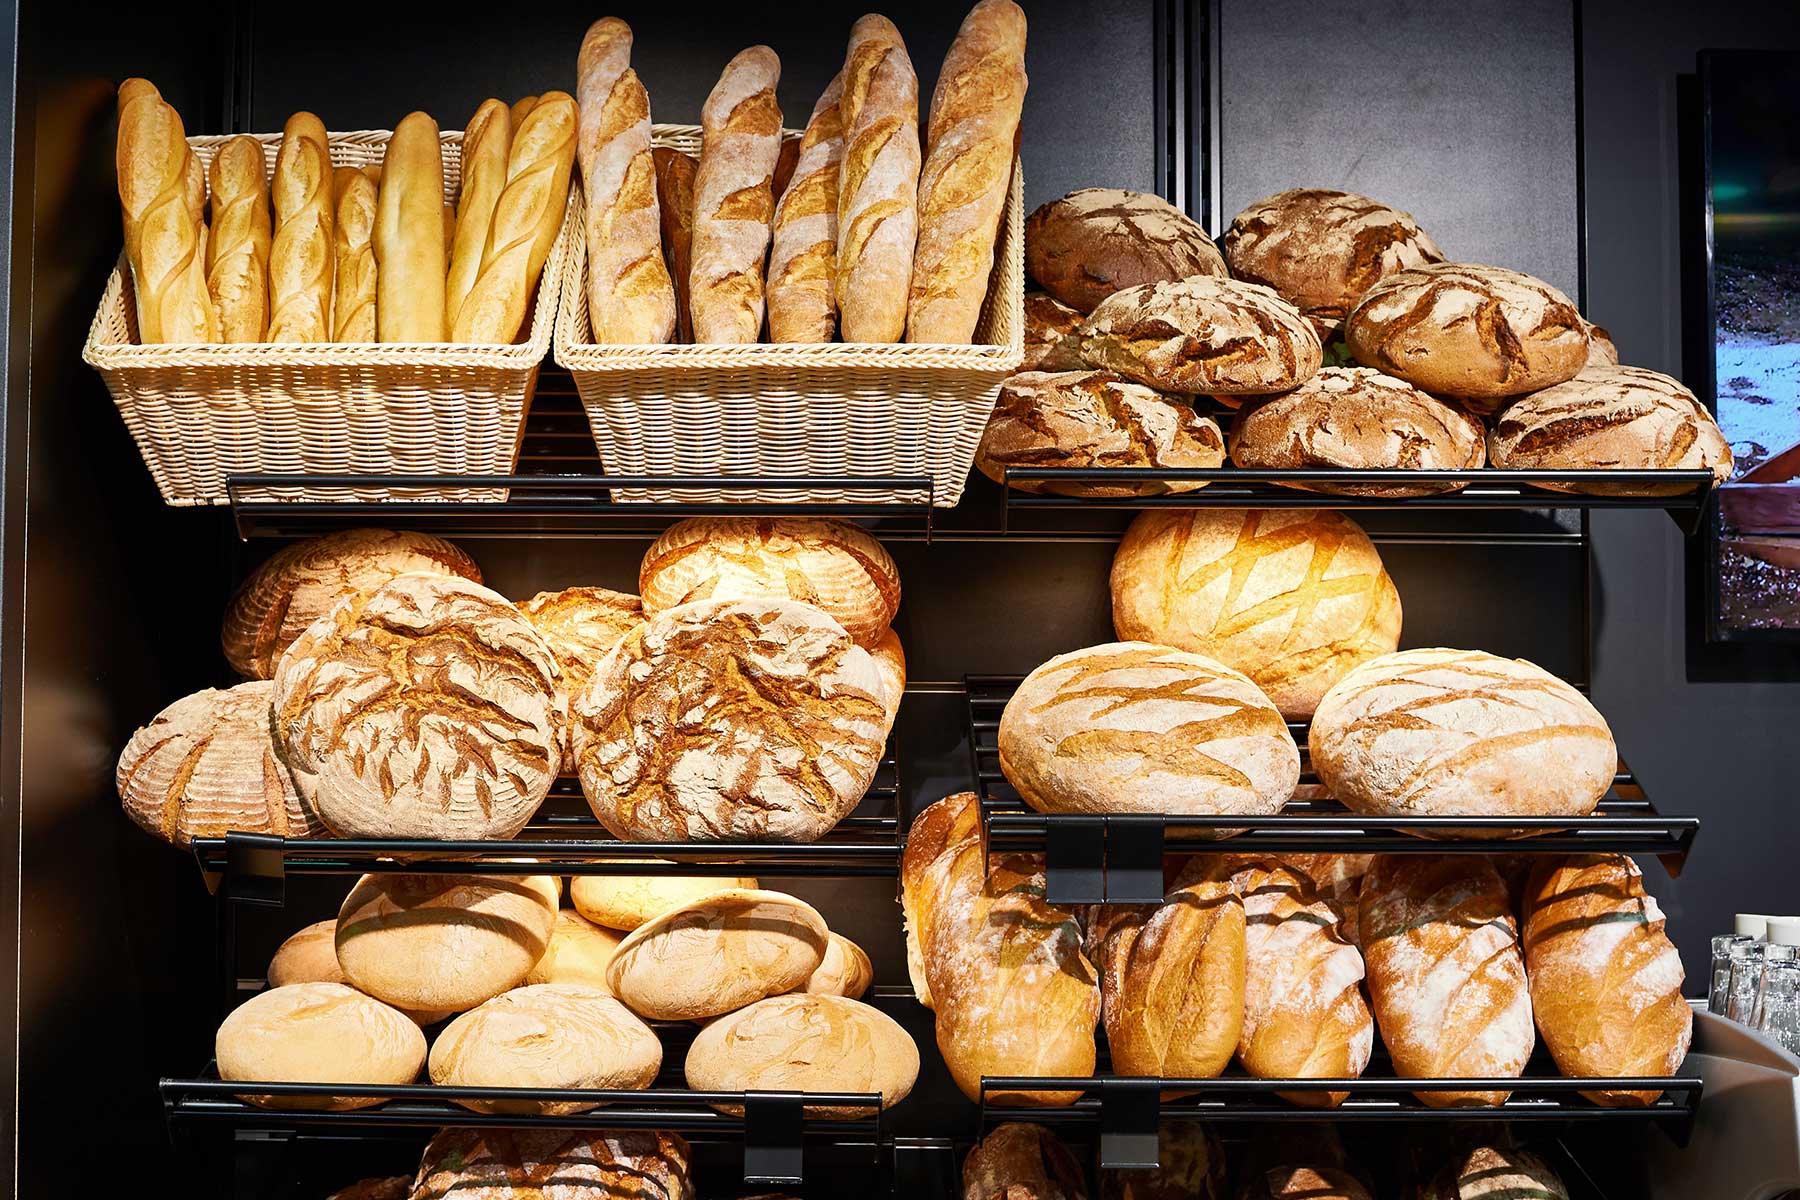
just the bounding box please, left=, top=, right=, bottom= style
left=1078, top=276, right=1321, bottom=394
left=1418, top=1145, right=1569, bottom=1200
left=1022, top=290, right=1085, bottom=371
left=651, top=147, right=697, bottom=342
left=963, top=1122, right=1088, bottom=1200
left=1026, top=188, right=1227, bottom=313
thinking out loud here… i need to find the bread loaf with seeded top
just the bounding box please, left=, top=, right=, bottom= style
left=689, top=46, right=782, bottom=343
left=1025, top=188, right=1227, bottom=314
left=836, top=16, right=920, bottom=343
left=411, top=1128, right=693, bottom=1200
left=1077, top=276, right=1322, bottom=395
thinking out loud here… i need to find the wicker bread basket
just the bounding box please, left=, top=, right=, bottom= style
left=554, top=124, right=1025, bottom=506
left=83, top=128, right=576, bottom=506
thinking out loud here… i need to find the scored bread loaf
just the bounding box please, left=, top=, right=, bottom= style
left=411, top=1129, right=692, bottom=1200
left=215, top=982, right=425, bottom=1110
left=798, top=931, right=875, bottom=999
left=515, top=586, right=646, bottom=762
left=688, top=46, right=782, bottom=343
left=1110, top=508, right=1402, bottom=720
left=1023, top=290, right=1086, bottom=371
left=373, top=111, right=446, bottom=341
left=1586, top=320, right=1619, bottom=366
left=1420, top=1145, right=1569, bottom=1200
left=267, top=111, right=333, bottom=342
left=767, top=74, right=845, bottom=342
left=266, top=919, right=452, bottom=1025
left=1099, top=1125, right=1227, bottom=1200
left=604, top=887, right=827, bottom=1020
left=1025, top=188, right=1227, bottom=314
left=206, top=135, right=272, bottom=342
left=330, top=167, right=378, bottom=341
left=445, top=99, right=511, bottom=336
left=963, top=1123, right=1088, bottom=1200
left=869, top=625, right=906, bottom=732
left=511, top=96, right=539, bottom=125
left=576, top=18, right=675, bottom=344
left=1078, top=276, right=1322, bottom=395
left=652, top=146, right=698, bottom=341
left=1521, top=855, right=1691, bottom=1105
left=568, top=871, right=759, bottom=931
left=907, top=0, right=1028, bottom=344
left=522, top=908, right=624, bottom=990
left=1359, top=856, right=1534, bottom=1105
left=1278, top=854, right=1374, bottom=947
left=685, top=993, right=919, bottom=1117
left=117, top=83, right=218, bottom=342
left=836, top=16, right=921, bottom=343
left=898, top=789, right=984, bottom=1010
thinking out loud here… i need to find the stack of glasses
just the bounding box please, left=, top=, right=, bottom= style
left=1711, top=913, right=1800, bottom=1055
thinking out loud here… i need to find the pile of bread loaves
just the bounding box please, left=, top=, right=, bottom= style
left=115, top=518, right=904, bottom=848
left=977, top=185, right=1733, bottom=497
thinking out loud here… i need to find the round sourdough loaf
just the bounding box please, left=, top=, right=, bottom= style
left=1240, top=1167, right=1372, bottom=1200
left=604, top=888, right=829, bottom=1020
left=1077, top=276, right=1322, bottom=395
left=869, top=627, right=906, bottom=732
left=516, top=586, right=646, bottom=762
left=410, top=1129, right=692, bottom=1200
left=1109, top=508, right=1402, bottom=720
left=1022, top=290, right=1086, bottom=371
left=267, top=919, right=454, bottom=1025
left=1344, top=262, right=1589, bottom=403
left=797, top=931, right=874, bottom=999
left=1024, top=188, right=1228, bottom=313
left=1228, top=367, right=1485, bottom=497
left=116, top=680, right=324, bottom=847
left=572, top=598, right=888, bottom=842
left=569, top=871, right=760, bottom=931
left=1421, top=1146, right=1569, bottom=1200
left=1309, top=648, right=1615, bottom=826
left=428, top=983, right=660, bottom=1113
left=975, top=370, right=1226, bottom=496
left=1489, top=365, right=1732, bottom=495
left=270, top=573, right=560, bottom=840
left=1223, top=188, right=1445, bottom=340
left=215, top=982, right=425, bottom=1110
left=1098, top=1125, right=1227, bottom=1200
left=963, top=1123, right=1088, bottom=1200
left=335, top=873, right=560, bottom=1012
left=222, top=528, right=481, bottom=679
left=638, top=517, right=900, bottom=648
left=522, top=908, right=624, bottom=989
left=997, top=642, right=1299, bottom=817
left=684, top=993, right=919, bottom=1118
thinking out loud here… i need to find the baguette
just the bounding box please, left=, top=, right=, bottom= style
left=331, top=167, right=378, bottom=342
left=766, top=73, right=845, bottom=343
left=836, top=15, right=921, bottom=343
left=576, top=18, right=675, bottom=343
left=445, top=99, right=510, bottom=335
left=267, top=112, right=334, bottom=342
left=1521, top=855, right=1691, bottom=1106
left=688, top=46, right=782, bottom=343
left=451, top=91, right=576, bottom=344
left=773, top=134, right=802, bottom=201
left=374, top=111, right=446, bottom=342
left=116, top=83, right=218, bottom=342
left=651, top=147, right=698, bottom=342
left=205, top=136, right=271, bottom=341
left=908, top=0, right=1027, bottom=343
left=511, top=96, right=539, bottom=126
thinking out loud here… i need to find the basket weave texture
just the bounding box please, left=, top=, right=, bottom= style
left=83, top=128, right=576, bottom=506
left=554, top=124, right=1025, bottom=506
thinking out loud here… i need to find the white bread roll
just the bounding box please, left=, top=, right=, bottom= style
left=604, top=888, right=827, bottom=1020
left=568, top=871, right=759, bottom=931
left=411, top=1129, right=692, bottom=1200
left=796, top=931, right=874, bottom=999
left=685, top=993, right=918, bottom=1118
left=522, top=908, right=623, bottom=990
left=215, top=982, right=424, bottom=1110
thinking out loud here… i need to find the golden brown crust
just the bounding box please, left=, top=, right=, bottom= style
left=1022, top=290, right=1086, bottom=371
left=836, top=16, right=920, bottom=343
left=684, top=993, right=918, bottom=1118
left=330, top=166, right=378, bottom=341
left=411, top=1129, right=693, bottom=1200
left=1078, top=276, right=1322, bottom=395
left=964, top=1123, right=1089, bottom=1200
left=768, top=78, right=845, bottom=343
left=652, top=147, right=698, bottom=341
left=214, top=982, right=425, bottom=1111
left=207, top=135, right=272, bottom=342
left=689, top=46, right=783, bottom=343
left=1419, top=1146, right=1569, bottom=1200
left=605, top=888, right=827, bottom=1020
left=568, top=872, right=759, bottom=931
left=798, top=930, right=875, bottom=999
left=516, top=586, right=645, bottom=761
left=372, top=111, right=445, bottom=342
left=446, top=99, right=511, bottom=336
left=1026, top=188, right=1227, bottom=313
left=118, top=85, right=219, bottom=343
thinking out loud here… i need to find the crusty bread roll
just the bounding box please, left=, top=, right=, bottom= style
left=797, top=931, right=874, bottom=999
left=117, top=84, right=218, bottom=342
left=267, top=111, right=334, bottom=342
left=1309, top=648, right=1616, bottom=828
left=998, top=642, right=1299, bottom=817
left=429, top=983, right=660, bottom=1113
left=964, top=1123, right=1088, bottom=1200
left=1360, top=856, right=1534, bottom=1105
left=688, top=46, right=782, bottom=343
left=515, top=586, right=646, bottom=761
left=767, top=75, right=845, bottom=342
left=976, top=370, right=1226, bottom=497
left=1277, top=854, right=1374, bottom=947
left=684, top=993, right=918, bottom=1117
left=576, top=18, right=675, bottom=344
left=206, top=135, right=272, bottom=342
left=1026, top=188, right=1227, bottom=314
left=1240, top=1167, right=1371, bottom=1200
left=836, top=16, right=921, bottom=343
left=907, top=0, right=1027, bottom=344
left=604, top=887, right=827, bottom=1020
left=568, top=871, right=759, bottom=931
left=1222, top=188, right=1445, bottom=339
left=266, top=919, right=453, bottom=1025
left=1521, top=855, right=1691, bottom=1105
left=1585, top=319, right=1619, bottom=366
left=639, top=516, right=900, bottom=648
left=445, top=100, right=511, bottom=336
left=330, top=166, right=378, bottom=341
left=335, top=873, right=559, bottom=1012
left=116, top=680, right=322, bottom=846
left=222, top=528, right=481, bottom=680
left=652, top=146, right=698, bottom=341
left=522, top=908, right=623, bottom=990
left=572, top=598, right=887, bottom=842
left=1110, top=508, right=1402, bottom=720
left=1489, top=365, right=1732, bottom=495
left=1023, top=290, right=1086, bottom=371
left=452, top=91, right=576, bottom=343
left=1078, top=276, right=1322, bottom=395
left=1420, top=1145, right=1569, bottom=1200
left=1345, top=263, right=1588, bottom=404
left=869, top=626, right=906, bottom=732
left=215, top=982, right=424, bottom=1110
left=1099, top=1124, right=1226, bottom=1200
left=411, top=1129, right=692, bottom=1200
left=373, top=111, right=445, bottom=341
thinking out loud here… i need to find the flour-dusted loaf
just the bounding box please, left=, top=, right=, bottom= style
left=223, top=528, right=482, bottom=680
left=1309, top=648, right=1616, bottom=827
left=1586, top=320, right=1619, bottom=366
left=569, top=871, right=759, bottom=931
left=639, top=517, right=900, bottom=648
left=1359, top=856, right=1534, bottom=1105
left=1278, top=853, right=1374, bottom=947
left=907, top=0, right=1028, bottom=344
left=767, top=74, right=845, bottom=343
left=1000, top=642, right=1298, bottom=817
left=797, top=930, right=875, bottom=999
left=604, top=887, right=827, bottom=1020
left=335, top=872, right=560, bottom=1012
left=411, top=1129, right=693, bottom=1200
left=1023, top=290, right=1086, bottom=371
left=1223, top=188, right=1445, bottom=339
left=206, top=134, right=273, bottom=342
left=1229, top=367, right=1486, bottom=496
left=685, top=992, right=919, bottom=1117
left=429, top=983, right=660, bottom=1113
left=652, top=146, right=698, bottom=341
left=1489, top=365, right=1732, bottom=494
left=523, top=908, right=624, bottom=990
left=1345, top=263, right=1589, bottom=405
left=266, top=919, right=451, bottom=1025
left=215, top=982, right=425, bottom=1110
left=1098, top=1124, right=1227, bottom=1200
left=445, top=99, right=511, bottom=336
left=963, top=1123, right=1088, bottom=1200
left=1026, top=188, right=1227, bottom=314
left=1110, top=508, right=1402, bottom=720
left=271, top=573, right=560, bottom=839
left=1240, top=1167, right=1372, bottom=1200
left=1079, top=276, right=1322, bottom=395
left=330, top=166, right=378, bottom=341
left=689, top=46, right=783, bottom=343
left=898, top=789, right=984, bottom=1011
left=116, top=680, right=322, bottom=846
left=870, top=626, right=907, bottom=732
left=1521, top=855, right=1691, bottom=1105
left=574, top=598, right=886, bottom=841
left=516, top=586, right=646, bottom=761
left=976, top=370, right=1226, bottom=497
left=267, top=111, right=334, bottom=342
left=116, top=80, right=218, bottom=343
left=1420, top=1146, right=1569, bottom=1200
left=836, top=15, right=921, bottom=343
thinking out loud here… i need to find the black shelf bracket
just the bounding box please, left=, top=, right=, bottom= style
left=1098, top=1078, right=1163, bottom=1171
left=1043, top=817, right=1104, bottom=905
left=742, top=1091, right=807, bottom=1185
left=219, top=832, right=286, bottom=907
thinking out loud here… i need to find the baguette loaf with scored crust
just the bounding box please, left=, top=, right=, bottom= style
left=1079, top=276, right=1321, bottom=395
left=410, top=1129, right=692, bottom=1200
left=206, top=135, right=272, bottom=341
left=689, top=46, right=783, bottom=343
left=330, top=166, right=378, bottom=341
left=117, top=81, right=219, bottom=342
left=445, top=100, right=511, bottom=336
left=267, top=112, right=334, bottom=341
left=963, top=1122, right=1088, bottom=1200
left=652, top=146, right=698, bottom=340
left=836, top=16, right=921, bottom=343
left=515, top=586, right=645, bottom=762
left=767, top=74, right=845, bottom=342
left=374, top=111, right=445, bottom=341
left=1025, top=188, right=1227, bottom=314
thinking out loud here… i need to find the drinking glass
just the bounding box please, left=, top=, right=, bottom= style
left=1727, top=940, right=1769, bottom=1024
left=1712, top=934, right=1753, bottom=1013
left=1755, top=960, right=1800, bottom=1055
left=1752, top=944, right=1799, bottom=1027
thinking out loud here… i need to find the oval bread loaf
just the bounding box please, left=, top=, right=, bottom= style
left=215, top=982, right=425, bottom=1110
left=266, top=919, right=453, bottom=1025
left=798, top=931, right=875, bottom=999
left=411, top=1129, right=692, bottom=1200
left=1078, top=276, right=1322, bottom=395
left=1025, top=188, right=1227, bottom=313
left=964, top=1123, right=1088, bottom=1200
left=516, top=586, right=646, bottom=762
left=522, top=908, right=624, bottom=990
left=685, top=992, right=919, bottom=1117
left=569, top=871, right=759, bottom=931
left=604, top=887, right=828, bottom=1020
left=1420, top=1146, right=1569, bottom=1200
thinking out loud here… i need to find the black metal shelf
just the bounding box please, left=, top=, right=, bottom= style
left=965, top=676, right=1698, bottom=903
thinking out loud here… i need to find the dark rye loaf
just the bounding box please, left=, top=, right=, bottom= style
left=1025, top=188, right=1226, bottom=313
